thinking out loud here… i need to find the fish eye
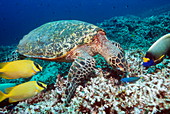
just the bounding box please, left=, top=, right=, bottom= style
left=37, top=81, right=46, bottom=89
left=34, top=62, right=42, bottom=71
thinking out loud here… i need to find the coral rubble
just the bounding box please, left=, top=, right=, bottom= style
left=0, top=49, right=169, bottom=113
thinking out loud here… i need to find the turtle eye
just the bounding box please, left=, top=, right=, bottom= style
left=97, top=29, right=106, bottom=35
left=34, top=62, right=42, bottom=71
left=103, top=30, right=106, bottom=35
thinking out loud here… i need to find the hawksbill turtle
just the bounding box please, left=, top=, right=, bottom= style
left=17, top=20, right=128, bottom=104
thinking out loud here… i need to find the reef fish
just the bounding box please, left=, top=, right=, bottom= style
left=121, top=77, right=142, bottom=83
left=0, top=81, right=47, bottom=103
left=0, top=60, right=42, bottom=79
left=143, top=33, right=170, bottom=67
left=0, top=83, right=16, bottom=93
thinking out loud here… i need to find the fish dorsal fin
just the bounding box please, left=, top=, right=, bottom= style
left=5, top=87, right=14, bottom=94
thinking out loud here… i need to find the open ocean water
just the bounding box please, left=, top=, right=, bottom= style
left=0, top=0, right=170, bottom=46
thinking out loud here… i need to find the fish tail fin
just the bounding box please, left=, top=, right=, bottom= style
left=140, top=76, right=144, bottom=79
left=0, top=91, right=8, bottom=102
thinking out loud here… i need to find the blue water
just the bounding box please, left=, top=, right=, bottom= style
left=0, top=0, right=170, bottom=46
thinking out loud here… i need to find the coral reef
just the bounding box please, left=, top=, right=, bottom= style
left=0, top=49, right=169, bottom=113
left=97, top=11, right=170, bottom=50
left=0, top=45, right=18, bottom=62
left=0, top=11, right=170, bottom=113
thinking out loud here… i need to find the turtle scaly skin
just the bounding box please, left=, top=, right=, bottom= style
left=17, top=20, right=128, bottom=105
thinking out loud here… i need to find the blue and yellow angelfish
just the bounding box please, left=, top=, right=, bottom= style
left=143, top=34, right=170, bottom=67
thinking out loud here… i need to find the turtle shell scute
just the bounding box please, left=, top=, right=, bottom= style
left=17, top=20, right=102, bottom=59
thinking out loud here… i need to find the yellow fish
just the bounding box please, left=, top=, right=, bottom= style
left=0, top=81, right=47, bottom=103
left=0, top=60, right=42, bottom=79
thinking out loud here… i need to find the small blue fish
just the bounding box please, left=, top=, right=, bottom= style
left=121, top=77, right=142, bottom=83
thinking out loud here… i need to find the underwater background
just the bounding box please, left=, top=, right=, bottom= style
left=0, top=0, right=170, bottom=113
left=0, top=0, right=170, bottom=46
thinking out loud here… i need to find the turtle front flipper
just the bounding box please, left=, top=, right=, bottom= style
left=65, top=56, right=96, bottom=105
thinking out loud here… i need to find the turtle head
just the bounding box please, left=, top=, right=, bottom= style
left=94, top=32, right=128, bottom=74
left=113, top=52, right=128, bottom=73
